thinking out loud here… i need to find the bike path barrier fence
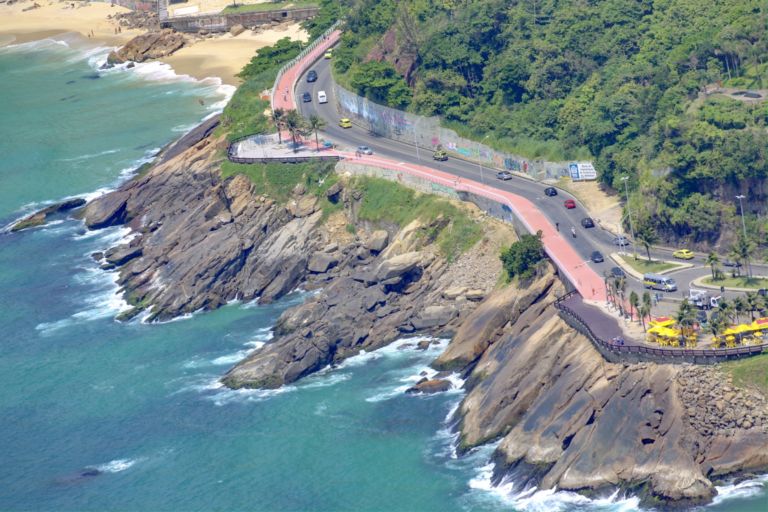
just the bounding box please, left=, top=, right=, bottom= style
left=554, top=291, right=767, bottom=364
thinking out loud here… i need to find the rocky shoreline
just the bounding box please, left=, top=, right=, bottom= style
left=12, top=127, right=768, bottom=507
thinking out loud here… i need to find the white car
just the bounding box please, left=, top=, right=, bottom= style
left=317, top=90, right=327, bottom=104
left=357, top=146, right=373, bottom=155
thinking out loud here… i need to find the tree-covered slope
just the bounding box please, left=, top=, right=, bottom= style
left=332, top=0, right=768, bottom=246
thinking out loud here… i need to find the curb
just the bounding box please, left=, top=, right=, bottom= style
left=690, top=275, right=768, bottom=293
left=610, top=253, right=692, bottom=280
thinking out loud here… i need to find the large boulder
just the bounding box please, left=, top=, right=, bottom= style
left=365, top=230, right=389, bottom=253
left=288, top=195, right=317, bottom=218
left=307, top=252, right=339, bottom=273
left=375, top=251, right=431, bottom=282
left=107, top=29, right=186, bottom=66
left=105, top=244, right=143, bottom=266
left=411, top=305, right=457, bottom=330
left=84, top=191, right=130, bottom=229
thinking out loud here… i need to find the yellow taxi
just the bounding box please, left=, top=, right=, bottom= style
left=673, top=249, right=695, bottom=260
left=324, top=49, right=333, bottom=59
left=339, top=118, right=352, bottom=128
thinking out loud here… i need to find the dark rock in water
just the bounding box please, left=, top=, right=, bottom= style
left=126, top=62, right=135, bottom=69
left=416, top=339, right=431, bottom=350
left=84, top=191, right=130, bottom=229
left=406, top=378, right=451, bottom=394
left=91, top=251, right=104, bottom=261
left=10, top=197, right=86, bottom=232
left=81, top=73, right=100, bottom=80
left=108, top=30, right=186, bottom=65
left=80, top=469, right=101, bottom=478
left=66, top=80, right=76, bottom=84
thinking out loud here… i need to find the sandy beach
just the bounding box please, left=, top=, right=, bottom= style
left=1, top=0, right=309, bottom=86
left=0, top=1, right=142, bottom=46
left=163, top=25, right=309, bottom=85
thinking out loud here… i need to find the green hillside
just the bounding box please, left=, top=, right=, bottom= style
left=326, top=0, right=768, bottom=246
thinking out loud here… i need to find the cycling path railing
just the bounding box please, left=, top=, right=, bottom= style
left=271, top=21, right=342, bottom=112
left=555, top=290, right=767, bottom=363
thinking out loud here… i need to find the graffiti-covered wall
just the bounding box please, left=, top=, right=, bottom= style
left=334, top=83, right=592, bottom=183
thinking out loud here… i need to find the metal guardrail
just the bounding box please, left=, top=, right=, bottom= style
left=554, top=291, right=767, bottom=362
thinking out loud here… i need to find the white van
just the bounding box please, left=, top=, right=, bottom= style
left=317, top=90, right=328, bottom=104
left=643, top=273, right=677, bottom=292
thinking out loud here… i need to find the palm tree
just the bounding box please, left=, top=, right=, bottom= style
left=307, top=114, right=326, bottom=152
left=629, top=290, right=639, bottom=322
left=675, top=299, right=696, bottom=339
left=635, top=223, right=658, bottom=262
left=271, top=107, right=285, bottom=144
left=706, top=251, right=720, bottom=280
left=733, top=296, right=749, bottom=324
left=710, top=310, right=728, bottom=343
left=718, top=298, right=735, bottom=324
left=283, top=110, right=305, bottom=152
left=746, top=292, right=765, bottom=321
left=639, top=302, right=651, bottom=331
left=641, top=291, right=652, bottom=323
left=730, top=234, right=755, bottom=279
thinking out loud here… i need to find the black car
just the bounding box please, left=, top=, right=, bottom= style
left=590, top=251, right=604, bottom=263
left=610, top=266, right=626, bottom=278
left=544, top=187, right=558, bottom=196
left=306, top=70, right=318, bottom=82
left=496, top=171, right=513, bottom=180
left=581, top=217, right=595, bottom=228
left=722, top=258, right=742, bottom=267
left=302, top=92, right=312, bottom=102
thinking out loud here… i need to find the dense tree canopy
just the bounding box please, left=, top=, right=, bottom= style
left=330, top=0, right=768, bottom=246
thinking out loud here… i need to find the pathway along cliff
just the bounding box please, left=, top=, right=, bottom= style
left=33, top=128, right=768, bottom=507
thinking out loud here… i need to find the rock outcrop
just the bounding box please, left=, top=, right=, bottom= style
left=435, top=266, right=768, bottom=507
left=10, top=198, right=85, bottom=232
left=106, top=29, right=186, bottom=66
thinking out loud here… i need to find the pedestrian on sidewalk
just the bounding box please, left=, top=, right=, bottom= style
left=556, top=222, right=559, bottom=231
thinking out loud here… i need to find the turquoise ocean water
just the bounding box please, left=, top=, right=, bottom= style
left=0, top=37, right=765, bottom=512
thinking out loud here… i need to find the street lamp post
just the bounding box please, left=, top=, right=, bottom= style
left=413, top=119, right=421, bottom=162
left=477, top=142, right=484, bottom=184
left=736, top=194, right=751, bottom=277
left=621, top=176, right=637, bottom=259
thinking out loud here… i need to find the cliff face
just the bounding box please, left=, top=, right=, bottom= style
left=437, top=267, right=768, bottom=506
left=84, top=137, right=324, bottom=321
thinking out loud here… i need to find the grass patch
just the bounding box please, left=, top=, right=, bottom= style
left=354, top=176, right=482, bottom=261
left=222, top=1, right=317, bottom=14
left=719, top=353, right=768, bottom=396
left=619, top=256, right=683, bottom=274
left=702, top=276, right=768, bottom=290
left=221, top=160, right=341, bottom=213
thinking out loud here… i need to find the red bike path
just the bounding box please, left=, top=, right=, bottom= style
left=272, top=31, right=607, bottom=303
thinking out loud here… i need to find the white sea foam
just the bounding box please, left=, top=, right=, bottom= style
left=59, top=149, right=121, bottom=162
left=91, top=458, right=139, bottom=474
left=711, top=474, right=768, bottom=506
left=465, top=460, right=642, bottom=512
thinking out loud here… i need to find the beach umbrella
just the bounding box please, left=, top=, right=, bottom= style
left=649, top=316, right=675, bottom=328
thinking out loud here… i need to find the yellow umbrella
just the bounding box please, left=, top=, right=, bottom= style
left=723, top=324, right=752, bottom=335
left=657, top=326, right=681, bottom=338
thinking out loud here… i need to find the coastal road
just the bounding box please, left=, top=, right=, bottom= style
left=293, top=55, right=766, bottom=307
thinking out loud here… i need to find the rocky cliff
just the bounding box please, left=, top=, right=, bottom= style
left=435, top=265, right=768, bottom=507
left=106, top=29, right=186, bottom=66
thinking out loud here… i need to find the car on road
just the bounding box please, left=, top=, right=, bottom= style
left=610, top=266, right=626, bottom=278
left=306, top=70, right=318, bottom=82
left=324, top=49, right=333, bottom=59
left=317, top=90, right=327, bottom=104
left=496, top=171, right=513, bottom=180
left=338, top=118, right=352, bottom=128
left=581, top=217, right=595, bottom=228
left=722, top=258, right=742, bottom=267
left=673, top=249, right=695, bottom=260
left=613, top=235, right=630, bottom=247
left=544, top=187, right=558, bottom=197
left=564, top=199, right=576, bottom=209
left=302, top=92, right=312, bottom=102
left=590, top=251, right=604, bottom=263
left=432, top=149, right=448, bottom=161
left=357, top=145, right=373, bottom=155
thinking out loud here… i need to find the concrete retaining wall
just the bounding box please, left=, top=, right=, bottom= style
left=163, top=6, right=319, bottom=32
left=333, top=83, right=586, bottom=183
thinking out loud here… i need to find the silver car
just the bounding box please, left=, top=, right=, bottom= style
left=357, top=146, right=373, bottom=155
